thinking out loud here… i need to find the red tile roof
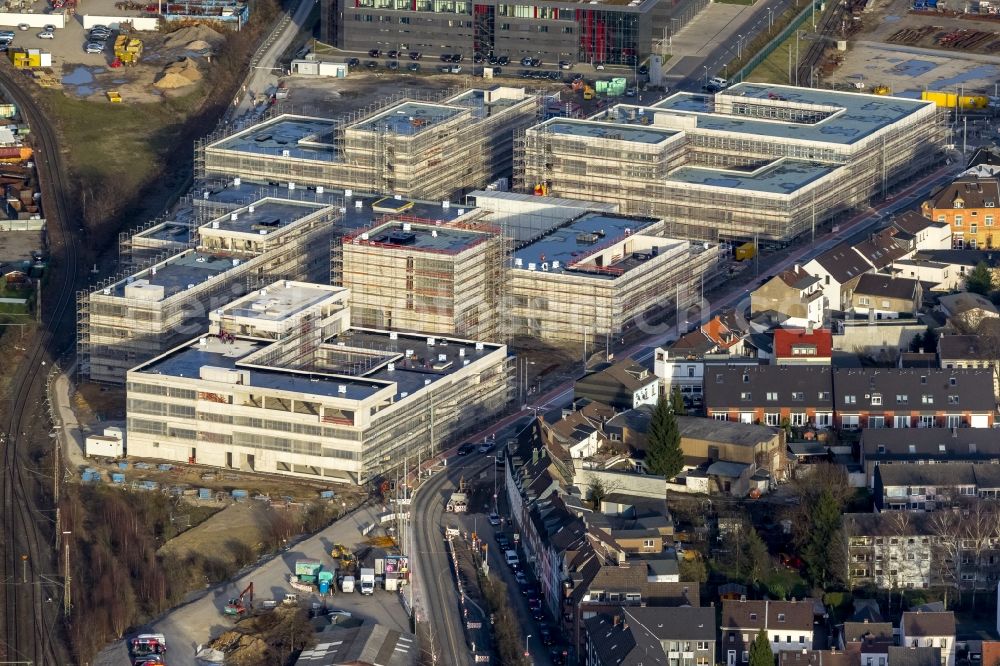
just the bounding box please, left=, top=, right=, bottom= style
left=773, top=328, right=833, bottom=359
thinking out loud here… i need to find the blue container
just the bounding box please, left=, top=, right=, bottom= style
left=198, top=488, right=212, bottom=500
left=118, top=462, right=128, bottom=470
left=319, top=579, right=330, bottom=595
left=231, top=489, right=248, bottom=499
left=135, top=462, right=150, bottom=470
left=320, top=490, right=334, bottom=499
left=158, top=464, right=173, bottom=472
left=111, top=473, right=125, bottom=484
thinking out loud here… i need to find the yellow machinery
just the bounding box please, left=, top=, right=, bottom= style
left=583, top=84, right=595, bottom=100
left=734, top=242, right=756, bottom=261
left=921, top=90, right=988, bottom=109
left=871, top=84, right=891, bottom=95
left=9, top=48, right=41, bottom=69
left=113, top=35, right=143, bottom=65
left=107, top=91, right=122, bottom=103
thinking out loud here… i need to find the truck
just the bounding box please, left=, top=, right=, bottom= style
left=359, top=568, right=375, bottom=595
left=341, top=575, right=356, bottom=593
left=129, top=634, right=166, bottom=666
left=446, top=491, right=468, bottom=513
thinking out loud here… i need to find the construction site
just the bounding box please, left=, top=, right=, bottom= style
left=124, top=281, right=510, bottom=484
left=518, top=82, right=947, bottom=244
left=340, top=216, right=508, bottom=342
left=199, top=87, right=541, bottom=201
left=78, top=197, right=340, bottom=384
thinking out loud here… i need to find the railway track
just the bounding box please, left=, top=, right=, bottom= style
left=0, top=66, right=79, bottom=665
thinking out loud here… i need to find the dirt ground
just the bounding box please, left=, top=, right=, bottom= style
left=158, top=502, right=271, bottom=563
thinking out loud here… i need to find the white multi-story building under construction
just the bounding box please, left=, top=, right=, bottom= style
left=79, top=198, right=338, bottom=384
left=125, top=281, right=509, bottom=484
left=518, top=83, right=944, bottom=244
left=200, top=87, right=539, bottom=200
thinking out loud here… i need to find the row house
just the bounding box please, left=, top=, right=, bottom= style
left=861, top=428, right=1000, bottom=487
left=721, top=599, right=815, bottom=666
left=844, top=513, right=1000, bottom=592
left=900, top=612, right=955, bottom=666
left=575, top=359, right=660, bottom=411
left=704, top=366, right=834, bottom=429
left=833, top=368, right=994, bottom=430
left=848, top=275, right=922, bottom=320
left=938, top=333, right=1000, bottom=399
left=750, top=266, right=824, bottom=328
left=585, top=607, right=717, bottom=666
left=873, top=462, right=1000, bottom=511
left=922, top=173, right=1000, bottom=250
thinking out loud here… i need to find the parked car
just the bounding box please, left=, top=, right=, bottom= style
left=498, top=55, right=509, bottom=65
left=37, top=30, right=53, bottom=39
left=473, top=53, right=484, bottom=63
left=387, top=60, right=398, bottom=70
left=549, top=647, right=569, bottom=665
left=559, top=60, right=571, bottom=69
left=625, top=87, right=637, bottom=97
left=540, top=626, right=554, bottom=645
left=85, top=42, right=104, bottom=53
left=514, top=571, right=528, bottom=585
left=0, top=30, right=16, bottom=38
left=407, top=62, right=420, bottom=72
left=638, top=64, right=648, bottom=75
left=409, top=51, right=421, bottom=60
left=488, top=512, right=500, bottom=526
left=366, top=60, right=378, bottom=69
left=709, top=75, right=728, bottom=88
left=387, top=49, right=398, bottom=58
left=440, top=53, right=452, bottom=62
left=347, top=57, right=360, bottom=66
left=450, top=53, right=462, bottom=62
left=457, top=443, right=475, bottom=456
left=496, top=533, right=509, bottom=549
left=595, top=62, right=605, bottom=70
left=368, top=48, right=381, bottom=57
left=520, top=56, right=532, bottom=66
left=448, top=64, right=462, bottom=73
left=478, top=442, right=493, bottom=453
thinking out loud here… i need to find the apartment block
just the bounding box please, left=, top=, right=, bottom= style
left=520, top=84, right=943, bottom=244
left=125, top=282, right=509, bottom=484
left=79, top=198, right=339, bottom=384
left=922, top=174, right=1000, bottom=250
left=340, top=216, right=506, bottom=341
left=202, top=88, right=539, bottom=201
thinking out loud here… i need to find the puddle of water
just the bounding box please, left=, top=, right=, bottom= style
left=75, top=86, right=95, bottom=96
left=112, top=78, right=126, bottom=83
left=934, top=64, right=998, bottom=88
left=62, top=66, right=95, bottom=85
left=894, top=59, right=938, bottom=77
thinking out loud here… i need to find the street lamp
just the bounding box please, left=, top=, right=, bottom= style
left=767, top=7, right=773, bottom=33
left=525, top=634, right=532, bottom=657
left=736, top=33, right=744, bottom=60
left=702, top=65, right=708, bottom=88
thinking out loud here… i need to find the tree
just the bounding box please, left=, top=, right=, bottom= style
left=802, top=488, right=843, bottom=588
left=966, top=261, right=994, bottom=296
left=922, top=326, right=939, bottom=354
left=909, top=332, right=924, bottom=353
left=645, top=393, right=684, bottom=479
left=678, top=555, right=708, bottom=583
left=749, top=629, right=774, bottom=666
left=671, top=385, right=687, bottom=416
left=742, top=525, right=771, bottom=586
left=588, top=476, right=608, bottom=509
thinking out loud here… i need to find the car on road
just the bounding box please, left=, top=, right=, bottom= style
left=43, top=24, right=56, bottom=32
left=532, top=605, right=546, bottom=621
left=85, top=42, right=104, bottom=53
left=524, top=585, right=539, bottom=598
left=498, top=55, right=509, bottom=65
left=409, top=51, right=421, bottom=60
left=595, top=62, right=605, bottom=70
left=625, top=87, right=637, bottom=97
left=450, top=53, right=463, bottom=62
left=559, top=60, right=571, bottom=69
left=514, top=571, right=528, bottom=585
left=457, top=442, right=475, bottom=456
left=638, top=64, right=649, bottom=76
left=488, top=512, right=500, bottom=526
left=38, top=30, right=54, bottom=39
left=347, top=57, right=360, bottom=66
left=539, top=626, right=554, bottom=645
left=478, top=442, right=493, bottom=453
left=387, top=60, right=398, bottom=70
left=440, top=53, right=452, bottom=62
left=407, top=62, right=420, bottom=72
left=366, top=60, right=378, bottom=69
left=550, top=647, right=569, bottom=664
left=368, top=48, right=381, bottom=57
left=708, top=76, right=728, bottom=88
left=496, top=533, right=510, bottom=549
left=387, top=49, right=398, bottom=58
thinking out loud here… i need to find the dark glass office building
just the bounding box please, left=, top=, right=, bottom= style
left=321, top=0, right=706, bottom=65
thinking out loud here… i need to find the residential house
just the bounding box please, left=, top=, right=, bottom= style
left=849, top=274, right=922, bottom=320
left=780, top=650, right=852, bottom=666
left=852, top=228, right=910, bottom=272
left=704, top=365, right=834, bottom=429
left=720, top=599, right=815, bottom=666
left=911, top=249, right=1000, bottom=288
left=860, top=428, right=1000, bottom=487
left=899, top=611, right=956, bottom=666
left=541, top=401, right=614, bottom=460
left=889, top=259, right=959, bottom=291
left=938, top=333, right=1000, bottom=398
left=584, top=607, right=716, bottom=666
left=839, top=621, right=894, bottom=666
left=921, top=174, right=1000, bottom=250
left=888, top=647, right=944, bottom=666
left=980, top=641, right=1000, bottom=666
left=873, top=463, right=979, bottom=512
left=751, top=266, right=824, bottom=327
left=654, top=311, right=756, bottom=400
left=831, top=368, right=995, bottom=430
left=890, top=211, right=952, bottom=252
left=576, top=359, right=660, bottom=410
left=937, top=292, right=1000, bottom=332
left=774, top=327, right=834, bottom=365
left=805, top=245, right=873, bottom=312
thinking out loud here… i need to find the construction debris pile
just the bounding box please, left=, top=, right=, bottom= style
left=207, top=605, right=314, bottom=666
left=163, top=24, right=225, bottom=51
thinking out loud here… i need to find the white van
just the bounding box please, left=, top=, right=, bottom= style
left=708, top=76, right=728, bottom=89
left=505, top=549, right=520, bottom=569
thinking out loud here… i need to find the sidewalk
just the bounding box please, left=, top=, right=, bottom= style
left=49, top=362, right=90, bottom=473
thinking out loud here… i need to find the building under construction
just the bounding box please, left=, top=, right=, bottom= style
left=201, top=87, right=539, bottom=201
left=508, top=211, right=719, bottom=344
left=341, top=215, right=507, bottom=341
left=518, top=83, right=945, bottom=244
left=125, top=281, right=510, bottom=484
left=79, top=198, right=339, bottom=384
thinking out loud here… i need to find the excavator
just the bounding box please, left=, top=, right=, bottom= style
left=224, top=582, right=254, bottom=617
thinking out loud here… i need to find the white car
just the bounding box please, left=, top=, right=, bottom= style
left=84, top=42, right=104, bottom=53
left=37, top=30, right=54, bottom=39
left=488, top=512, right=501, bottom=526
left=17, top=23, right=29, bottom=31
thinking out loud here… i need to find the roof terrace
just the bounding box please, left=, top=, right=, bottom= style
left=666, top=159, right=838, bottom=195
left=209, top=115, right=340, bottom=160
left=202, top=198, right=330, bottom=236
left=219, top=282, right=346, bottom=323
left=540, top=118, right=676, bottom=145
left=349, top=102, right=465, bottom=136
left=446, top=88, right=527, bottom=119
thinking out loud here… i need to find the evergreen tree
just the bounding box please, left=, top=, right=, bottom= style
left=749, top=629, right=774, bottom=666
left=966, top=261, right=994, bottom=296
left=922, top=326, right=938, bottom=354
left=671, top=385, right=687, bottom=416
left=645, top=393, right=684, bottom=479
left=802, top=488, right=843, bottom=588
left=908, top=332, right=923, bottom=353
left=741, top=526, right=771, bottom=586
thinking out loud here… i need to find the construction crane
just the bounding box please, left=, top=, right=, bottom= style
left=224, top=582, right=254, bottom=617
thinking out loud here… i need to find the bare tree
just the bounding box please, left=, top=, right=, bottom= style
left=964, top=501, right=1000, bottom=609
left=929, top=510, right=965, bottom=608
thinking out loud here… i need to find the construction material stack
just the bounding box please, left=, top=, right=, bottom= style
left=113, top=35, right=142, bottom=65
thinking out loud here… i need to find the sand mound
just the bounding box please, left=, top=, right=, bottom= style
left=185, top=39, right=214, bottom=52
left=153, top=58, right=202, bottom=88
left=164, top=25, right=224, bottom=50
